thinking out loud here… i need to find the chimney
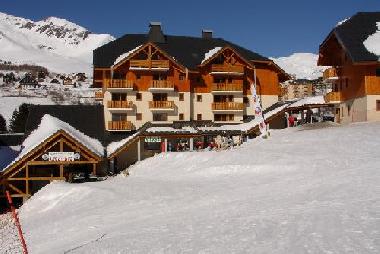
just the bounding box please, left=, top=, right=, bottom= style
left=148, top=22, right=166, bottom=43
left=202, top=29, right=213, bottom=39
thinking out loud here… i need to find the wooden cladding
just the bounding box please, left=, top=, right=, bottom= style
left=94, top=91, right=104, bottom=100
left=212, top=83, right=243, bottom=92
left=212, top=102, right=244, bottom=111
left=323, top=67, right=338, bottom=80
left=211, top=64, right=244, bottom=73
left=107, top=100, right=134, bottom=108
left=365, top=76, right=380, bottom=95
left=108, top=121, right=134, bottom=130
left=130, top=60, right=169, bottom=69
left=149, top=101, right=175, bottom=109
left=150, top=80, right=174, bottom=89
left=105, top=79, right=134, bottom=89
left=324, top=91, right=342, bottom=103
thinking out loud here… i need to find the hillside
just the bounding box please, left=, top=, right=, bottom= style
left=3, top=122, right=377, bottom=253
left=271, top=53, right=328, bottom=80
left=0, top=12, right=114, bottom=74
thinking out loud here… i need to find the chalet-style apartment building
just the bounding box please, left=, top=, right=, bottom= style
left=93, top=23, right=289, bottom=131
left=319, top=12, right=380, bottom=123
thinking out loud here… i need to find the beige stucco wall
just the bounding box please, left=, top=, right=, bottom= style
left=337, top=95, right=380, bottom=124
left=366, top=95, right=380, bottom=122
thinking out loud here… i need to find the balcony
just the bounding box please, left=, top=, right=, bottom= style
left=324, top=91, right=342, bottom=103
left=323, top=67, right=339, bottom=81
left=211, top=64, right=244, bottom=75
left=212, top=102, right=245, bottom=111
left=149, top=101, right=175, bottom=111
left=108, top=121, right=135, bottom=131
left=107, top=100, right=134, bottom=112
left=148, top=80, right=175, bottom=92
left=94, top=91, right=103, bottom=100
left=211, top=83, right=243, bottom=93
left=365, top=76, right=380, bottom=95
left=130, top=60, right=169, bottom=70
left=105, top=79, right=134, bottom=92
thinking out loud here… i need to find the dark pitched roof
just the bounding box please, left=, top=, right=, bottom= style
left=332, top=12, right=380, bottom=62
left=93, top=34, right=270, bottom=69
left=25, top=105, right=107, bottom=142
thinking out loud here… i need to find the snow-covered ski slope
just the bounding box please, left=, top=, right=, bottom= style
left=17, top=122, right=380, bottom=253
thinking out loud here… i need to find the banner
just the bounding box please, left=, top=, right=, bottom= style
left=251, top=83, right=267, bottom=136
left=42, top=152, right=80, bottom=161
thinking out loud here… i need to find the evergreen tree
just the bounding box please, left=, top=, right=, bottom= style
left=0, top=114, right=7, bottom=133
left=9, top=104, right=30, bottom=133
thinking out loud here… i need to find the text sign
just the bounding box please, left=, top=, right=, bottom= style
left=144, top=137, right=161, bottom=143
left=42, top=152, right=80, bottom=162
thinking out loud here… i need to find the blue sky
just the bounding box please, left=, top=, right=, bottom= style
left=1, top=0, right=379, bottom=57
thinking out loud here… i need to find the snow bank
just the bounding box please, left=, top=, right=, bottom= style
left=202, top=47, right=222, bottom=64
left=2, top=114, right=103, bottom=171
left=364, top=22, right=380, bottom=59
left=16, top=122, right=380, bottom=253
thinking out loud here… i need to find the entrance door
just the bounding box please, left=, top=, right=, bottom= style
left=335, top=108, right=341, bottom=123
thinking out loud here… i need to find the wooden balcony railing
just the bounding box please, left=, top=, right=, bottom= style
left=324, top=91, right=342, bottom=103
left=130, top=60, right=169, bottom=69
left=365, top=76, right=380, bottom=95
left=212, top=102, right=245, bottom=111
left=94, top=91, right=103, bottom=100
left=212, top=83, right=243, bottom=92
left=108, top=121, right=134, bottom=131
left=107, top=100, right=133, bottom=108
left=104, top=79, right=134, bottom=89
left=149, top=101, right=175, bottom=109
left=323, top=67, right=338, bottom=80
left=150, top=80, right=174, bottom=89
left=211, top=64, right=244, bottom=73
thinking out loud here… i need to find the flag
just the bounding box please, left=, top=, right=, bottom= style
left=251, top=83, right=267, bottom=136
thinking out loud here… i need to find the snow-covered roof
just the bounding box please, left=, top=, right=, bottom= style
left=113, top=45, right=143, bottom=67
left=288, top=96, right=326, bottom=108
left=364, top=22, right=380, bottom=58
left=2, top=114, right=104, bottom=172
left=201, top=47, right=222, bottom=64
left=146, top=126, right=198, bottom=134
left=107, top=132, right=140, bottom=156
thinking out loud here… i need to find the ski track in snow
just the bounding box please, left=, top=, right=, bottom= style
left=0, top=122, right=377, bottom=253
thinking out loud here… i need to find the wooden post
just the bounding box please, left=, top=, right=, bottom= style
left=137, top=138, right=141, bottom=161
left=25, top=165, right=29, bottom=196
left=189, top=138, right=194, bottom=151
left=164, top=138, right=168, bottom=152
left=92, top=163, right=96, bottom=176
left=60, top=165, right=64, bottom=178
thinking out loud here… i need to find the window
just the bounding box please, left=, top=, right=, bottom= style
left=197, top=94, right=202, bottom=102
left=153, top=74, right=167, bottom=80
left=153, top=113, right=168, bottom=121
left=214, top=114, right=234, bottom=122
left=345, top=78, right=348, bottom=89
left=377, top=100, right=380, bottom=111
left=179, top=113, right=184, bottom=121
left=153, top=93, right=167, bottom=101
left=179, top=93, right=184, bottom=101
left=112, top=113, right=127, bottom=121
left=136, top=74, right=141, bottom=80
left=347, top=105, right=351, bottom=116
left=243, top=97, right=249, bottom=104
left=136, top=93, right=142, bottom=101
left=111, top=93, right=126, bottom=101
left=197, top=114, right=202, bottom=121
left=136, top=113, right=142, bottom=121
left=196, top=77, right=201, bottom=83
left=179, top=74, right=185, bottom=80
left=214, top=95, right=233, bottom=102
left=376, top=69, right=380, bottom=77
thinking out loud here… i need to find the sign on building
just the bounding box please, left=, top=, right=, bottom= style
left=42, top=152, right=81, bottom=162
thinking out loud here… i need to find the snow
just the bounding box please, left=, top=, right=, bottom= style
left=8, top=122, right=379, bottom=253
left=0, top=96, right=55, bottom=125
left=112, top=45, right=142, bottom=67
left=146, top=126, right=198, bottom=133
left=271, top=53, right=329, bottom=80
left=202, top=47, right=222, bottom=64
left=2, top=114, right=103, bottom=172
left=0, top=12, right=114, bottom=74
left=364, top=22, right=380, bottom=59
left=288, top=95, right=326, bottom=108
left=336, top=18, right=349, bottom=26
left=107, top=132, right=140, bottom=156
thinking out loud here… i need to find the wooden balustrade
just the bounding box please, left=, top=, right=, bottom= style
left=104, top=79, right=134, bottom=89
left=324, top=91, right=342, bottom=103
left=212, top=83, right=243, bottom=92
left=149, top=101, right=175, bottom=109
left=130, top=60, right=169, bottom=69
left=212, top=102, right=245, bottom=111
left=108, top=121, right=134, bottom=130
left=211, top=64, right=244, bottom=73
left=107, top=100, right=133, bottom=108
left=323, top=67, right=338, bottom=80
left=94, top=91, right=103, bottom=100
left=365, top=76, right=380, bottom=95
left=150, top=80, right=174, bottom=89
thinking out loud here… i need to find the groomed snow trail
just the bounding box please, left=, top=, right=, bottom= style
left=16, top=122, right=380, bottom=253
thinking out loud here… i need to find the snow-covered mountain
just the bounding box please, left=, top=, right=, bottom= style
left=271, top=53, right=329, bottom=80
left=0, top=12, right=114, bottom=74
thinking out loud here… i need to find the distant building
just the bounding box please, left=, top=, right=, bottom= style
left=280, top=80, right=313, bottom=101
left=19, top=73, right=39, bottom=89
left=319, top=12, right=380, bottom=123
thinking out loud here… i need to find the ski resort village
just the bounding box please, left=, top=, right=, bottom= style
left=0, top=5, right=379, bottom=253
